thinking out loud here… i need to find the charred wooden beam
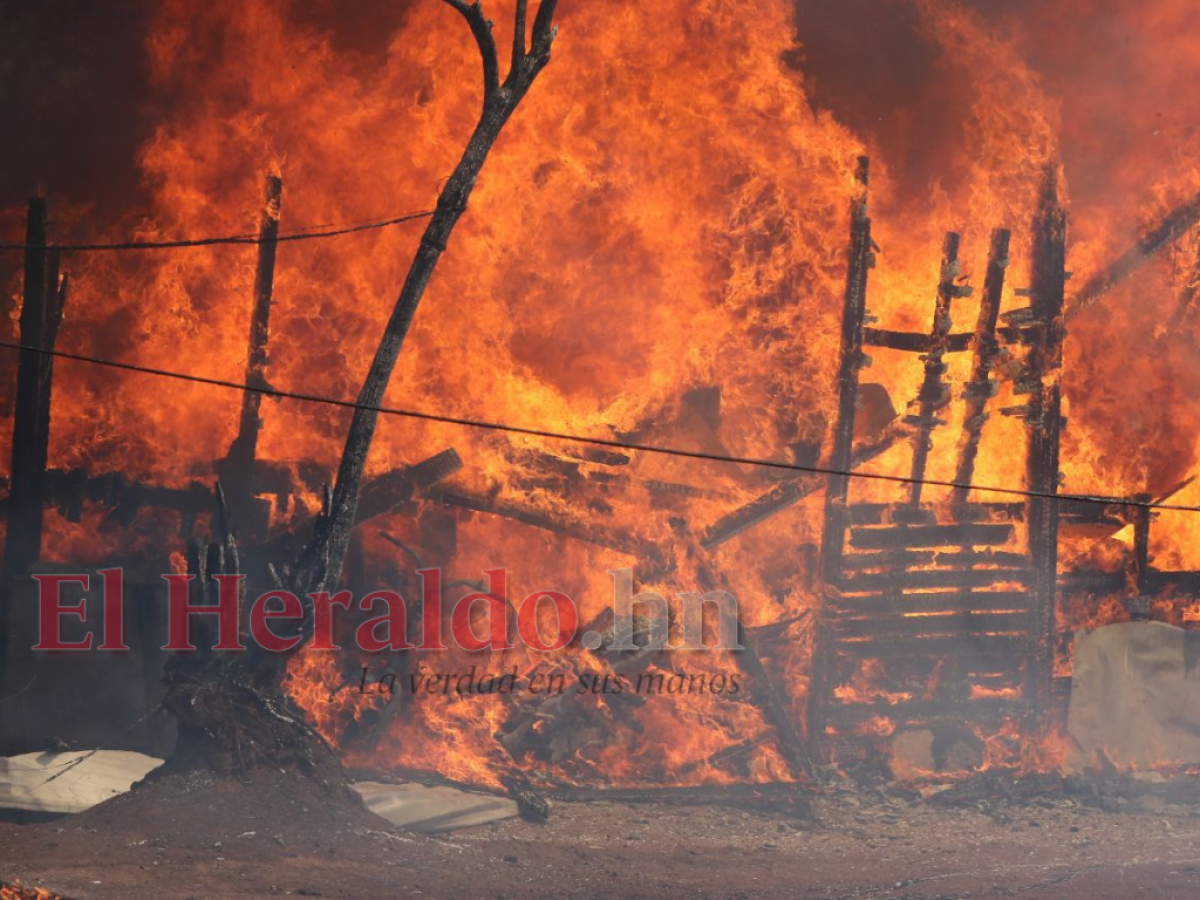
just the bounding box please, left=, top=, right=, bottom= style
left=821, top=156, right=874, bottom=585
left=955, top=229, right=1011, bottom=502
left=429, top=486, right=667, bottom=572
left=833, top=633, right=1029, bottom=659
left=1129, top=492, right=1152, bottom=618
left=674, top=730, right=777, bottom=778
left=907, top=232, right=969, bottom=505
left=2, top=198, right=63, bottom=586
left=838, top=567, right=1034, bottom=593
left=357, top=448, right=463, bottom=522
left=700, top=418, right=912, bottom=550
left=1066, top=186, right=1200, bottom=318
left=830, top=589, right=1032, bottom=615
left=733, top=621, right=813, bottom=780
left=862, top=328, right=973, bottom=354
left=828, top=695, right=1025, bottom=726
left=832, top=609, right=1032, bottom=640
left=839, top=548, right=1029, bottom=570
left=1023, top=164, right=1068, bottom=710
left=219, top=174, right=283, bottom=536
left=848, top=522, right=1015, bottom=550
left=543, top=781, right=808, bottom=815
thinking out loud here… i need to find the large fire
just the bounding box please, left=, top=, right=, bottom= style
left=5, top=0, right=1200, bottom=790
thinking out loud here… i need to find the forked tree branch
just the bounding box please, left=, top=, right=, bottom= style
left=443, top=0, right=501, bottom=97
left=277, top=0, right=561, bottom=648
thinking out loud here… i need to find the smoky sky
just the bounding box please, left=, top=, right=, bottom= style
left=0, top=1, right=1176, bottom=219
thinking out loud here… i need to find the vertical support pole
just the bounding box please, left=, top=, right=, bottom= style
left=3, top=198, right=64, bottom=583
left=954, top=228, right=1011, bottom=502
left=907, top=232, right=964, bottom=506
left=810, top=158, right=873, bottom=761
left=1024, top=166, right=1067, bottom=709
left=1, top=198, right=66, bottom=714
left=222, top=173, right=283, bottom=533
left=1129, top=493, right=1152, bottom=620
left=821, top=157, right=874, bottom=586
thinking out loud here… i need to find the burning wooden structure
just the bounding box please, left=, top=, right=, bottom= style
left=5, top=144, right=1200, bottom=797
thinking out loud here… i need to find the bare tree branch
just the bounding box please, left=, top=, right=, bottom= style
left=442, top=0, right=501, bottom=97
left=512, top=0, right=528, bottom=78
left=281, top=0, right=562, bottom=615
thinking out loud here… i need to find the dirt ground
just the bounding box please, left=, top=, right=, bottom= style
left=4, top=770, right=1200, bottom=899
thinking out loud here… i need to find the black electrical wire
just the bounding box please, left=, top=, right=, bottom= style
left=0, top=338, right=1192, bottom=515
left=0, top=209, right=435, bottom=253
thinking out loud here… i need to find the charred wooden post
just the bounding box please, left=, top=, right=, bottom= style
left=810, top=159, right=874, bottom=762
left=954, top=229, right=1011, bottom=501
left=429, top=486, right=668, bottom=574
left=906, top=232, right=968, bottom=506
left=1129, top=493, right=1153, bottom=619
left=700, top=417, right=911, bottom=550
left=220, top=173, right=283, bottom=537
left=1022, top=166, right=1068, bottom=707
left=2, top=198, right=64, bottom=587
left=821, top=157, right=874, bottom=584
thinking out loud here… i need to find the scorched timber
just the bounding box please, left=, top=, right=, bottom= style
left=1066, top=184, right=1200, bottom=318
left=700, top=417, right=913, bottom=550
left=428, top=486, right=667, bottom=571
left=954, top=229, right=1011, bottom=501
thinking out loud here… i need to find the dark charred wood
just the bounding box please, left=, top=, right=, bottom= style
left=831, top=609, right=1031, bottom=640
left=830, top=589, right=1033, bottom=615
left=732, top=622, right=813, bottom=780
left=839, top=548, right=1030, bottom=571
left=908, top=233, right=969, bottom=505
left=1067, top=185, right=1200, bottom=318
left=293, top=0, right=561, bottom=599
left=955, top=229, right=1010, bottom=502
left=821, top=157, right=874, bottom=586
left=542, top=782, right=809, bottom=816
left=701, top=418, right=912, bottom=550
left=221, top=172, right=283, bottom=537
left=429, top=486, right=666, bottom=572
left=1024, top=165, right=1068, bottom=710
left=833, top=633, right=1030, bottom=659
left=848, top=522, right=1015, bottom=550
left=3, top=199, right=60, bottom=583
left=828, top=695, right=1027, bottom=726
left=356, top=448, right=463, bottom=522
left=862, top=328, right=973, bottom=354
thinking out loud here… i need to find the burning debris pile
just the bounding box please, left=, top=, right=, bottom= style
left=4, top=0, right=1200, bottom=811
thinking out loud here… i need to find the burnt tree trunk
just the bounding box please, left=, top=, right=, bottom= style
left=156, top=0, right=563, bottom=782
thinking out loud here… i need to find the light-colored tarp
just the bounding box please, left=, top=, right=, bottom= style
left=1068, top=620, right=1200, bottom=770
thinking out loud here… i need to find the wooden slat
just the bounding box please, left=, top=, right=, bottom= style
left=849, top=522, right=1015, bottom=550
left=831, top=590, right=1033, bottom=615
left=832, top=609, right=1031, bottom=640
left=838, top=567, right=1033, bottom=593
left=832, top=633, right=1030, bottom=659
left=839, top=549, right=1029, bottom=571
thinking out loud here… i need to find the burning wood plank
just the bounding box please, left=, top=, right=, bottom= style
left=954, top=228, right=1011, bottom=502
left=3, top=199, right=66, bottom=583
left=428, top=486, right=666, bottom=570
left=699, top=417, right=912, bottom=550
left=1066, top=185, right=1200, bottom=318
left=218, top=173, right=284, bottom=536
left=906, top=232, right=973, bottom=506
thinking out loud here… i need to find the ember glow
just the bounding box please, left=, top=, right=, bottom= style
left=6, top=0, right=1200, bottom=791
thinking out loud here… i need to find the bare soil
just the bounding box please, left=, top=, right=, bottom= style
left=4, top=770, right=1200, bottom=899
